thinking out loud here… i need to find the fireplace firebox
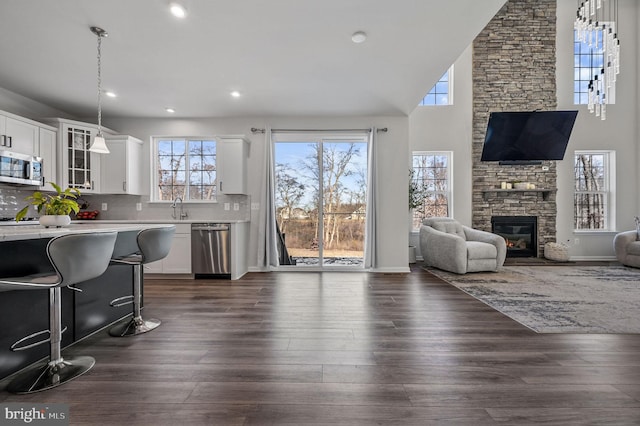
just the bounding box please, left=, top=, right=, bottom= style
left=491, top=216, right=537, bottom=258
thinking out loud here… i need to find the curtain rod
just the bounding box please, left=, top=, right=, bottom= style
left=250, top=127, right=387, bottom=134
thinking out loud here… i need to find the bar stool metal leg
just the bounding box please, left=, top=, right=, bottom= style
left=6, top=288, right=95, bottom=394
left=109, top=264, right=161, bottom=337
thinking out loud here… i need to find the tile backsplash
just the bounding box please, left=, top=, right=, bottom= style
left=0, top=185, right=38, bottom=219
left=0, top=184, right=251, bottom=221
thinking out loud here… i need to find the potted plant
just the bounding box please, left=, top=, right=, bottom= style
left=16, top=182, right=81, bottom=227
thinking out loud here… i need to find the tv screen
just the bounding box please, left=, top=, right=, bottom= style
left=480, top=110, right=578, bottom=162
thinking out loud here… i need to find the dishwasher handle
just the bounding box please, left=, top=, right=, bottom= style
left=191, top=224, right=230, bottom=231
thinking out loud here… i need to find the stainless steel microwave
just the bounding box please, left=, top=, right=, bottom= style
left=0, top=150, right=43, bottom=186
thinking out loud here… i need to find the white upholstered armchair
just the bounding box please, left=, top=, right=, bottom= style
left=614, top=230, right=640, bottom=268
left=419, top=217, right=507, bottom=274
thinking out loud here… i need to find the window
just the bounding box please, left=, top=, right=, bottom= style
left=419, top=66, right=453, bottom=106
left=574, top=27, right=615, bottom=105
left=411, top=152, right=452, bottom=230
left=574, top=151, right=615, bottom=231
left=153, top=138, right=217, bottom=202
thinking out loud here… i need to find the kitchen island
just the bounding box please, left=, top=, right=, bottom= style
left=0, top=222, right=174, bottom=381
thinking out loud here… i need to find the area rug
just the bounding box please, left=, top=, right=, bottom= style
left=426, top=265, right=640, bottom=333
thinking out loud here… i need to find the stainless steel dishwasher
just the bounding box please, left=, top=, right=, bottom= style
left=191, top=223, right=231, bottom=278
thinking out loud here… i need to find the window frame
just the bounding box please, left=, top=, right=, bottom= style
left=573, top=150, right=616, bottom=232
left=573, top=25, right=616, bottom=105
left=411, top=151, right=453, bottom=231
left=419, top=66, right=454, bottom=106
left=151, top=136, right=218, bottom=203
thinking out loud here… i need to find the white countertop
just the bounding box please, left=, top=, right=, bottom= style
left=0, top=222, right=176, bottom=242
left=75, top=219, right=250, bottom=224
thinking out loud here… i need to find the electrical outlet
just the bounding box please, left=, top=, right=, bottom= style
left=233, top=203, right=240, bottom=211
left=101, top=203, right=108, bottom=211
left=224, top=203, right=230, bottom=211
left=251, top=202, right=260, bottom=210
left=136, top=203, right=142, bottom=211
left=574, top=238, right=580, bottom=245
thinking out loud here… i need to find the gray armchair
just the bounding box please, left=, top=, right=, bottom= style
left=420, top=217, right=506, bottom=274
left=614, top=230, right=640, bottom=268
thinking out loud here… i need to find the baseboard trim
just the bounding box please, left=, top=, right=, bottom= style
left=372, top=266, right=411, bottom=274
left=569, top=255, right=617, bottom=262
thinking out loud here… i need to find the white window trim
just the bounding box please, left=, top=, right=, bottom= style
left=573, top=150, right=616, bottom=232
left=411, top=150, right=453, bottom=232
left=573, top=24, right=616, bottom=105
left=150, top=135, right=219, bottom=203
left=419, top=65, right=454, bottom=107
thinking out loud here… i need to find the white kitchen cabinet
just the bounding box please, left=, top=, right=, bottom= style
left=217, top=136, right=249, bottom=195
left=0, top=114, right=38, bottom=156
left=100, top=135, right=143, bottom=195
left=38, top=127, right=57, bottom=188
left=144, top=224, right=191, bottom=274
left=45, top=118, right=115, bottom=194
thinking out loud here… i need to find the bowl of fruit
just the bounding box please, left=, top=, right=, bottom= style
left=75, top=210, right=99, bottom=220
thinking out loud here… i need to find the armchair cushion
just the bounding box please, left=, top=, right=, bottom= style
left=627, top=242, right=640, bottom=256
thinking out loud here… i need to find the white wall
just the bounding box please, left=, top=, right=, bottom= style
left=408, top=46, right=473, bottom=256
left=408, top=46, right=474, bottom=226
left=409, top=2, right=639, bottom=261
left=103, top=115, right=410, bottom=272
left=556, top=0, right=638, bottom=259
left=0, top=87, right=74, bottom=121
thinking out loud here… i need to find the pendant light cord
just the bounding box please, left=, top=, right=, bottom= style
left=96, top=32, right=103, bottom=137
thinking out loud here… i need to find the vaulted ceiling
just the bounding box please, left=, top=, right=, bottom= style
left=0, top=0, right=506, bottom=118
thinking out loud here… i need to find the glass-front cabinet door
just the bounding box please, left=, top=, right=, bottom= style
left=64, top=125, right=99, bottom=192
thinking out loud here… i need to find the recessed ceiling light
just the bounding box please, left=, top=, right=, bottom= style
left=105, top=91, right=117, bottom=98
left=169, top=3, right=187, bottom=18
left=165, top=107, right=175, bottom=113
left=351, top=31, right=367, bottom=43
left=230, top=91, right=241, bottom=98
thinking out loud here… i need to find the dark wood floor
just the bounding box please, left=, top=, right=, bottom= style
left=2, top=266, right=640, bottom=425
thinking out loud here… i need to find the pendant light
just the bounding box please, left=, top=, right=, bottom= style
left=89, top=26, right=110, bottom=154
left=574, top=0, right=621, bottom=121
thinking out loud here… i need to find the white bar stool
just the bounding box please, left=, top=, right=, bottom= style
left=108, top=226, right=175, bottom=337
left=0, top=231, right=118, bottom=394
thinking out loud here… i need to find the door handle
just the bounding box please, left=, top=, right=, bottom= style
left=6, top=136, right=11, bottom=148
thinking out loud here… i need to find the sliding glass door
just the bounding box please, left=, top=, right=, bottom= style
left=274, top=134, right=368, bottom=269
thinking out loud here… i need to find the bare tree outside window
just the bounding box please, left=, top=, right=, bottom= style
left=574, top=152, right=610, bottom=230
left=155, top=138, right=216, bottom=201
left=411, top=152, right=451, bottom=230
left=274, top=139, right=367, bottom=264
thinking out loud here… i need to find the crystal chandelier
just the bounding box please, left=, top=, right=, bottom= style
left=89, top=26, right=110, bottom=153
left=574, top=0, right=620, bottom=120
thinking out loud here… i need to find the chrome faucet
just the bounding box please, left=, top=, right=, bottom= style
left=171, top=197, right=188, bottom=220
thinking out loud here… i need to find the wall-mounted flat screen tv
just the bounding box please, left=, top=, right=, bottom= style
left=480, top=110, right=578, bottom=162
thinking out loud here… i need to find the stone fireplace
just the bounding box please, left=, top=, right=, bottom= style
left=471, top=0, right=558, bottom=258
left=491, top=216, right=538, bottom=257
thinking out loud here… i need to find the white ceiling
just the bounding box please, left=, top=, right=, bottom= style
left=0, top=0, right=505, bottom=119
